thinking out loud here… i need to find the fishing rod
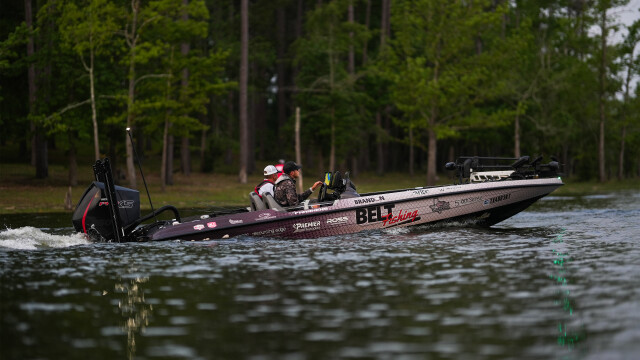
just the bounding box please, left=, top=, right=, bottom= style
left=126, top=127, right=159, bottom=225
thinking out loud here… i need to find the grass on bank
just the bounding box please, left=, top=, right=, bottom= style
left=0, top=162, right=638, bottom=214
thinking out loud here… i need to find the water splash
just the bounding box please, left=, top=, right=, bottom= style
left=0, top=226, right=89, bottom=250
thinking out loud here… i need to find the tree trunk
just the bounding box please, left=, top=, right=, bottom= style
left=26, top=0, right=48, bottom=178
left=427, top=127, right=437, bottom=186
left=295, top=107, right=303, bottom=193
left=238, top=0, right=249, bottom=183
left=68, top=131, right=77, bottom=186
left=276, top=5, right=287, bottom=134
left=514, top=113, right=520, bottom=158
left=362, top=0, right=371, bottom=64
left=89, top=48, right=100, bottom=161
left=125, top=0, right=139, bottom=188
left=598, top=8, right=607, bottom=183
left=199, top=114, right=207, bottom=173
left=329, top=108, right=336, bottom=171
left=181, top=0, right=191, bottom=176
left=380, top=0, right=390, bottom=46
left=618, top=126, right=626, bottom=180
left=348, top=1, right=354, bottom=74
left=376, top=111, right=384, bottom=175
left=161, top=115, right=169, bottom=192
left=409, top=126, right=414, bottom=176
left=26, top=0, right=36, bottom=167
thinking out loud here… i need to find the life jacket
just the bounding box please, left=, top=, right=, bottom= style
left=254, top=179, right=275, bottom=198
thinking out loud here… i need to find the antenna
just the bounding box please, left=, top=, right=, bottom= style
left=126, top=127, right=159, bottom=224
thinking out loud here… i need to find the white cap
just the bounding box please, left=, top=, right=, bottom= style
left=263, top=165, right=278, bottom=176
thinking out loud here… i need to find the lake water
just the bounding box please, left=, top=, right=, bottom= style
left=1, top=191, right=639, bottom=359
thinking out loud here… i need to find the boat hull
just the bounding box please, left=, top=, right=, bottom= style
left=142, top=178, right=563, bottom=241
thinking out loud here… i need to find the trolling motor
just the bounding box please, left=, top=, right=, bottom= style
left=445, top=156, right=560, bottom=184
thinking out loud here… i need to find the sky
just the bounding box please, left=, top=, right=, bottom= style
left=611, top=0, right=640, bottom=43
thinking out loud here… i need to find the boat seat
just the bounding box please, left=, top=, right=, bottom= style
left=263, top=193, right=285, bottom=211
left=249, top=192, right=266, bottom=211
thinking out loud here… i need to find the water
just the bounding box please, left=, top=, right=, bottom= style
left=1, top=191, right=639, bottom=359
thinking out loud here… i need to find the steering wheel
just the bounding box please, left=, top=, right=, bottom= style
left=317, top=183, right=327, bottom=202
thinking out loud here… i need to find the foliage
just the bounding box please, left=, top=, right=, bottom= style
left=0, top=0, right=639, bottom=183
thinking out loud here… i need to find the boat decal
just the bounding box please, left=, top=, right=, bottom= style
left=229, top=219, right=243, bottom=224
left=194, top=224, right=205, bottom=230
left=97, top=198, right=135, bottom=209
left=118, top=200, right=135, bottom=208
left=453, top=196, right=483, bottom=207
left=355, top=204, right=395, bottom=225
left=354, top=196, right=385, bottom=205
left=252, top=227, right=286, bottom=236
left=429, top=200, right=451, bottom=214
left=293, top=221, right=321, bottom=233
left=483, top=193, right=511, bottom=206
left=326, top=216, right=348, bottom=226
left=292, top=208, right=326, bottom=215
left=256, top=212, right=276, bottom=220
left=207, top=222, right=217, bottom=228
left=382, top=209, right=419, bottom=226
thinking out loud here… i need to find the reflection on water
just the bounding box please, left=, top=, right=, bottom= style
left=550, top=228, right=584, bottom=350
left=114, top=276, right=152, bottom=360
left=0, top=191, right=639, bottom=359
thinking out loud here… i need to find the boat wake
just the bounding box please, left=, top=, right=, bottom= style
left=0, top=227, right=89, bottom=250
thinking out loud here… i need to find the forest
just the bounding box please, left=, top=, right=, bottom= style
left=1, top=0, right=639, bottom=189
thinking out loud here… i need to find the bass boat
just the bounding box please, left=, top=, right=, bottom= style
left=72, top=156, right=563, bottom=242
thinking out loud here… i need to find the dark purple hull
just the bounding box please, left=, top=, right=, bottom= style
left=141, top=178, right=563, bottom=241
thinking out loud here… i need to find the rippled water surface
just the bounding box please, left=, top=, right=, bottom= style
left=1, top=191, right=639, bottom=359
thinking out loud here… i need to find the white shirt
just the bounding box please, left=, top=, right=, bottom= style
left=258, top=181, right=274, bottom=198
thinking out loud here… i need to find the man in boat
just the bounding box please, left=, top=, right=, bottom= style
left=274, top=161, right=323, bottom=207
left=255, top=165, right=279, bottom=198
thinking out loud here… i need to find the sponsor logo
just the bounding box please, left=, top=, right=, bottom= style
left=356, top=204, right=395, bottom=225
left=229, top=219, right=243, bottom=224
left=483, top=193, right=511, bottom=206
left=293, top=221, right=321, bottom=233
left=292, top=208, right=326, bottom=215
left=354, top=196, right=385, bottom=205
left=429, top=200, right=451, bottom=214
left=118, top=200, right=135, bottom=208
left=382, top=209, right=419, bottom=226
left=97, top=199, right=135, bottom=209
left=194, top=224, right=205, bottom=230
left=453, top=196, right=483, bottom=207
left=327, top=216, right=348, bottom=226
left=207, top=222, right=217, bottom=228
left=354, top=198, right=375, bottom=205
left=257, top=212, right=276, bottom=220
left=252, top=227, right=286, bottom=236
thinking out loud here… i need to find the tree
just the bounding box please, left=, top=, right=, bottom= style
left=239, top=0, right=249, bottom=184
left=617, top=19, right=639, bottom=179
left=59, top=0, right=119, bottom=161
left=386, top=0, right=506, bottom=185
left=294, top=0, right=370, bottom=171
left=594, top=0, right=629, bottom=182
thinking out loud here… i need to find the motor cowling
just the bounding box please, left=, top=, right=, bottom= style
left=72, top=182, right=140, bottom=241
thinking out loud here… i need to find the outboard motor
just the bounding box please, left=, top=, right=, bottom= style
left=72, top=182, right=140, bottom=241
